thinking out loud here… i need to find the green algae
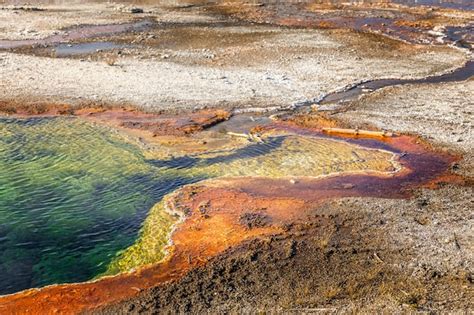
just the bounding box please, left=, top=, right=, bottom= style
left=107, top=134, right=398, bottom=274
left=103, top=198, right=175, bottom=275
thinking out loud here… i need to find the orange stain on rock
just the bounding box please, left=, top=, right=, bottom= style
left=0, top=100, right=230, bottom=137
left=81, top=108, right=231, bottom=136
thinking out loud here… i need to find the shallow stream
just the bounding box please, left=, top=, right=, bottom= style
left=317, top=60, right=474, bottom=108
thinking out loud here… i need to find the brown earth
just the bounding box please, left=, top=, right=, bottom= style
left=97, top=184, right=473, bottom=314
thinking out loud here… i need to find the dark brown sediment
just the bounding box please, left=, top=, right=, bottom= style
left=97, top=183, right=474, bottom=314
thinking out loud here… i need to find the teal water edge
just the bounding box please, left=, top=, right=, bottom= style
left=0, top=117, right=197, bottom=295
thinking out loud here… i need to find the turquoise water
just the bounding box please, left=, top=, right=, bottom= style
left=0, top=117, right=199, bottom=294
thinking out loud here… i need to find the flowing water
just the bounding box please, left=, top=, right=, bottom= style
left=0, top=116, right=399, bottom=295
left=317, top=60, right=474, bottom=108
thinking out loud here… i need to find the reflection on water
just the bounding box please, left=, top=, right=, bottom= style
left=53, top=42, right=133, bottom=57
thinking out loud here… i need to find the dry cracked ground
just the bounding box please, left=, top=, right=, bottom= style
left=0, top=1, right=472, bottom=313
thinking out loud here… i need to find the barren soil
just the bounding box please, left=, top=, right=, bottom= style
left=0, top=3, right=470, bottom=110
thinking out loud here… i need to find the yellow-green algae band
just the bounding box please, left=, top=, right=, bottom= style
left=107, top=134, right=400, bottom=273
left=104, top=198, right=175, bottom=276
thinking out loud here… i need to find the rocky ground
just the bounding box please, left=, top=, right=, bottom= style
left=0, top=1, right=472, bottom=313
left=0, top=2, right=470, bottom=110
left=1, top=37, right=466, bottom=111
left=336, top=80, right=473, bottom=149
